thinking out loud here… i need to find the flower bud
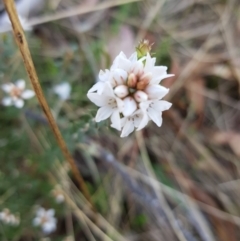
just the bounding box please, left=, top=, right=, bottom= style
left=136, top=73, right=152, bottom=90
left=136, top=39, right=153, bottom=59
left=134, top=90, right=148, bottom=102
left=114, top=85, right=129, bottom=98
left=140, top=72, right=152, bottom=82
left=122, top=97, right=137, bottom=117
left=127, top=73, right=137, bottom=88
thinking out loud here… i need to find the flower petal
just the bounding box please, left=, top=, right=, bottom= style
left=151, top=100, right=172, bottom=112
left=136, top=112, right=149, bottom=130
left=42, top=222, right=56, bottom=234
left=36, top=208, right=45, bottom=217
left=122, top=97, right=137, bottom=117
left=132, top=61, right=144, bottom=75
left=129, top=52, right=138, bottom=62
left=14, top=99, right=24, bottom=108
left=1, top=83, right=13, bottom=93
left=132, top=111, right=142, bottom=128
left=101, top=82, right=115, bottom=97
left=120, top=118, right=135, bottom=138
left=88, top=81, right=106, bottom=95
left=144, top=53, right=156, bottom=72
left=95, top=106, right=113, bottom=122
left=145, top=85, right=169, bottom=99
left=110, top=110, right=121, bottom=131
left=2, top=97, right=12, bottom=106
left=99, top=69, right=110, bottom=82
left=21, top=90, right=35, bottom=99
left=116, top=56, right=132, bottom=73
left=111, top=69, right=128, bottom=86
left=151, top=73, right=174, bottom=85
left=32, top=217, right=41, bottom=226
left=111, top=52, right=127, bottom=70
left=116, top=97, right=124, bottom=113
left=46, top=209, right=55, bottom=217
left=15, top=79, right=25, bottom=90
left=147, top=107, right=162, bottom=127
left=0, top=212, right=6, bottom=220
left=87, top=93, right=108, bottom=107
left=139, top=100, right=151, bottom=111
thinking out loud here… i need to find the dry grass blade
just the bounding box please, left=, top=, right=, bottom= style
left=135, top=131, right=189, bottom=241
left=3, top=0, right=94, bottom=209
left=136, top=0, right=166, bottom=41
left=65, top=195, right=115, bottom=241
left=50, top=161, right=129, bottom=241
left=86, top=140, right=195, bottom=241
left=28, top=0, right=142, bottom=26
left=125, top=167, right=240, bottom=227
left=166, top=1, right=232, bottom=100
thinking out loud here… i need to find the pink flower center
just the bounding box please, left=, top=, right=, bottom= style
left=40, top=216, right=49, bottom=224
left=10, top=86, right=23, bottom=98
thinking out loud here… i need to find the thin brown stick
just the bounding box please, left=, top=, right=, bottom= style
left=3, top=0, right=94, bottom=208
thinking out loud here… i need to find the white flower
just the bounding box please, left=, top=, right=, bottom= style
left=0, top=209, right=20, bottom=226
left=53, top=82, right=71, bottom=100
left=87, top=44, right=173, bottom=137
left=1, top=79, right=35, bottom=108
left=33, top=207, right=57, bottom=234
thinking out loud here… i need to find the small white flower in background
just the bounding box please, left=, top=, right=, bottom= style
left=87, top=40, right=173, bottom=137
left=33, top=207, right=57, bottom=234
left=0, top=209, right=20, bottom=226
left=52, top=186, right=65, bottom=203
left=1, top=79, right=35, bottom=108
left=53, top=82, right=71, bottom=100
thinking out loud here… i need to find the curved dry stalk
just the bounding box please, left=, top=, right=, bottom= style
left=3, top=0, right=94, bottom=209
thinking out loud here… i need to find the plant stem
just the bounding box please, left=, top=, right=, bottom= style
left=3, top=0, right=94, bottom=209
